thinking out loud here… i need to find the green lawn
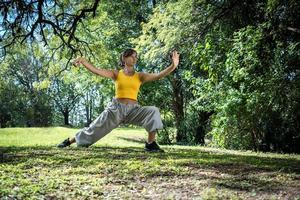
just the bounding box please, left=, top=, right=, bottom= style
left=0, top=127, right=299, bottom=199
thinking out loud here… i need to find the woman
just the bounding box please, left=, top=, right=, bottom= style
left=57, top=49, right=180, bottom=152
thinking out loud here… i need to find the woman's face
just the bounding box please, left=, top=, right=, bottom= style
left=124, top=52, right=138, bottom=67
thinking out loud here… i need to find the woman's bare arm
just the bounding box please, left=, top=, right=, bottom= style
left=140, top=50, right=180, bottom=83
left=73, top=57, right=118, bottom=80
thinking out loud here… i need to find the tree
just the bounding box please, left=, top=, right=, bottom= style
left=50, top=77, right=82, bottom=126
left=1, top=44, right=53, bottom=126
left=190, top=0, right=300, bottom=152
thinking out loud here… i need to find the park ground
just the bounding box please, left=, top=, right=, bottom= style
left=0, top=127, right=300, bottom=199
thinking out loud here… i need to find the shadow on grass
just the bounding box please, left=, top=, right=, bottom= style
left=1, top=145, right=300, bottom=194
left=116, top=136, right=146, bottom=144
left=1, top=145, right=299, bottom=173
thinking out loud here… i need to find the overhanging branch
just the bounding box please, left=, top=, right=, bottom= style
left=0, top=0, right=101, bottom=57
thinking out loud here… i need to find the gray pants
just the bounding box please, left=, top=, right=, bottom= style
left=75, top=99, right=163, bottom=147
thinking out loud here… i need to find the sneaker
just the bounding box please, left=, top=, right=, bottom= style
left=57, top=138, right=71, bottom=148
left=145, top=141, right=164, bottom=152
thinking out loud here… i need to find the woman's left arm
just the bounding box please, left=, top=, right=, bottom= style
left=140, top=50, right=180, bottom=83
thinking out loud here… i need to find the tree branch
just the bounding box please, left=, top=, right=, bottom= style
left=287, top=27, right=300, bottom=34
left=0, top=0, right=101, bottom=58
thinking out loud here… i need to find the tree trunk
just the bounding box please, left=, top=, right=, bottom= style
left=251, top=129, right=257, bottom=151
left=63, top=110, right=69, bottom=126
left=152, top=0, right=156, bottom=7
left=85, top=92, right=93, bottom=126
left=170, top=76, right=185, bottom=143
left=195, top=111, right=214, bottom=144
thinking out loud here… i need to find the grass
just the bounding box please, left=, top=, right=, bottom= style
left=0, top=127, right=300, bottom=199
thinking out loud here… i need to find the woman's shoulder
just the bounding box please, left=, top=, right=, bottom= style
left=111, top=69, right=120, bottom=80
left=138, top=71, right=146, bottom=82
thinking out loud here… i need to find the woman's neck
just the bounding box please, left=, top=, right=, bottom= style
left=123, top=66, right=135, bottom=75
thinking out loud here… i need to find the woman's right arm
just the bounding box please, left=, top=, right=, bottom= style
left=73, top=57, right=118, bottom=80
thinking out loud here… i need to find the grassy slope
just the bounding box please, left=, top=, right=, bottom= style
left=0, top=127, right=299, bottom=200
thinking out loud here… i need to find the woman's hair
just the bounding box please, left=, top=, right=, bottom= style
left=119, top=48, right=137, bottom=68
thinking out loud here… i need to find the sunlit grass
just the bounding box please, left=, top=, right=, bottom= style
left=0, top=127, right=299, bottom=199
left=0, top=127, right=148, bottom=147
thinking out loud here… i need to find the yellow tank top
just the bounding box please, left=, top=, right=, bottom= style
left=115, top=70, right=142, bottom=101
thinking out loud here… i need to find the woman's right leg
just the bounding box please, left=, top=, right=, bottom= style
left=58, top=100, right=122, bottom=148
left=69, top=137, right=76, bottom=144
left=70, top=137, right=76, bottom=143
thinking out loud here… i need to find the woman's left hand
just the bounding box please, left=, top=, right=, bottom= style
left=172, top=50, right=180, bottom=69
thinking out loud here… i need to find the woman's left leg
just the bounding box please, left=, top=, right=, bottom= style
left=125, top=105, right=164, bottom=151
left=148, top=132, right=156, bottom=143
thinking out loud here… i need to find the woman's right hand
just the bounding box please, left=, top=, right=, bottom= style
left=72, top=57, right=86, bottom=67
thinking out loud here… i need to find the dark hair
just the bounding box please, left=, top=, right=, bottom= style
left=119, top=48, right=137, bottom=68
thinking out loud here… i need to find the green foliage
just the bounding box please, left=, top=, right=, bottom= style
left=208, top=25, right=265, bottom=150
left=135, top=0, right=193, bottom=61
left=0, top=44, right=53, bottom=127
left=194, top=20, right=300, bottom=152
